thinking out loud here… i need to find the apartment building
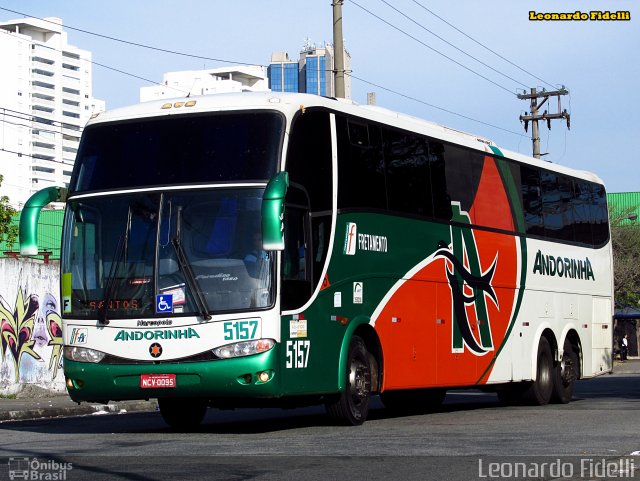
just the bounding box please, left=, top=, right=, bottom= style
left=0, top=16, right=104, bottom=207
left=140, top=65, right=269, bottom=102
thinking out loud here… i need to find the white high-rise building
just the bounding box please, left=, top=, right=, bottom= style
left=0, top=17, right=105, bottom=208
left=140, top=66, right=269, bottom=102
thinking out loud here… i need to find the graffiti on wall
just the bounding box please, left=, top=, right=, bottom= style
left=0, top=261, right=63, bottom=388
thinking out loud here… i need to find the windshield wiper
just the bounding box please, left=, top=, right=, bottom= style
left=171, top=206, right=212, bottom=320
left=98, top=209, right=131, bottom=325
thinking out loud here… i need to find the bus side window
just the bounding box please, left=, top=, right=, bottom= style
left=337, top=116, right=386, bottom=211
left=284, top=110, right=333, bottom=310
left=384, top=128, right=433, bottom=217
left=442, top=142, right=483, bottom=222
left=520, top=165, right=543, bottom=236
left=281, top=185, right=312, bottom=311
left=283, top=211, right=307, bottom=281
left=589, top=183, right=609, bottom=247
left=311, top=214, right=331, bottom=287
left=541, top=172, right=575, bottom=242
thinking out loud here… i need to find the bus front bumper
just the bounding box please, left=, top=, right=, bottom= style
left=63, top=347, right=281, bottom=403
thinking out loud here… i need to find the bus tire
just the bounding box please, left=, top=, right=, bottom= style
left=325, top=335, right=372, bottom=425
left=158, top=398, right=207, bottom=429
left=523, top=337, right=554, bottom=406
left=552, top=341, right=579, bottom=404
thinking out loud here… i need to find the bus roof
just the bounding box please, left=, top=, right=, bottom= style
left=87, top=92, right=604, bottom=186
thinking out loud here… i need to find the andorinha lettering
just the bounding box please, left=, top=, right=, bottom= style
left=532, top=250, right=595, bottom=281
left=114, top=328, right=200, bottom=342
left=357, top=233, right=388, bottom=253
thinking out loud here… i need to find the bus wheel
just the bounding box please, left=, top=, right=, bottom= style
left=552, top=341, right=579, bottom=404
left=381, top=389, right=446, bottom=413
left=326, top=336, right=372, bottom=425
left=524, top=337, right=554, bottom=406
left=158, top=398, right=207, bottom=429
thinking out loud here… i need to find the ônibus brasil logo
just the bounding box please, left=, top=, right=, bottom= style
left=435, top=203, right=499, bottom=356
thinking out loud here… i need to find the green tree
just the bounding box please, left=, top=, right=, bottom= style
left=0, top=175, right=18, bottom=246
left=609, top=203, right=640, bottom=307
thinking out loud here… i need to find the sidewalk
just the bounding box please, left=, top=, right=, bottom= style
left=1, top=360, right=639, bottom=423
left=0, top=385, right=157, bottom=423
left=611, top=357, right=640, bottom=375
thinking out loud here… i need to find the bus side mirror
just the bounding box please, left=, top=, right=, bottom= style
left=19, top=187, right=67, bottom=256
left=261, top=172, right=289, bottom=251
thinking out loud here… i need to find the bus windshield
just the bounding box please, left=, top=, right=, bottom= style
left=70, top=111, right=284, bottom=193
left=62, top=189, right=274, bottom=319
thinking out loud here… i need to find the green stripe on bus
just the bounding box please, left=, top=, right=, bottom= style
left=489, top=145, right=504, bottom=157
left=495, top=157, right=526, bottom=233
left=476, top=235, right=528, bottom=384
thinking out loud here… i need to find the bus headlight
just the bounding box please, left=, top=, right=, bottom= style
left=64, top=346, right=106, bottom=363
left=213, top=339, right=275, bottom=359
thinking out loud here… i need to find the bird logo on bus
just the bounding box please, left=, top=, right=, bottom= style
left=434, top=203, right=499, bottom=356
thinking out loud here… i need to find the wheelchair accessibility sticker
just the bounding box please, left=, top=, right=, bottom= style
left=156, top=294, right=173, bottom=314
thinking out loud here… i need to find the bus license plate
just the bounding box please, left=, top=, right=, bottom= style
left=140, top=374, right=176, bottom=389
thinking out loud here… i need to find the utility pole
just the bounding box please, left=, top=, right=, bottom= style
left=518, top=87, right=570, bottom=159
left=332, top=0, right=346, bottom=99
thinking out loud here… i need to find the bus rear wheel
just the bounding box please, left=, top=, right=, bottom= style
left=523, top=337, right=554, bottom=406
left=552, top=341, right=579, bottom=404
left=325, top=335, right=372, bottom=426
left=158, top=398, right=208, bottom=429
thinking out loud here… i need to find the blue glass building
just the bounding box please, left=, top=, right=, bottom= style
left=268, top=43, right=350, bottom=98
left=267, top=62, right=299, bottom=92
left=302, top=55, right=327, bottom=96
left=267, top=54, right=299, bottom=93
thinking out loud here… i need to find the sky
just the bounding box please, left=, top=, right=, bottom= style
left=1, top=0, right=637, bottom=193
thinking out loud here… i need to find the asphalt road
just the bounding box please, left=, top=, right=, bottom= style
left=1, top=372, right=639, bottom=481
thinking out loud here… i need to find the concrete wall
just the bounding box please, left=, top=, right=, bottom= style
left=0, top=258, right=65, bottom=394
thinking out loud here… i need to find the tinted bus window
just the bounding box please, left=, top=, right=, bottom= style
left=336, top=116, right=387, bottom=211
left=287, top=110, right=333, bottom=213
left=590, top=182, right=609, bottom=246
left=541, top=172, right=570, bottom=241
left=384, top=128, right=436, bottom=218
left=520, top=165, right=544, bottom=236
left=443, top=143, right=483, bottom=220
left=72, top=112, right=284, bottom=193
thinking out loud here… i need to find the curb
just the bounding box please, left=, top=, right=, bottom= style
left=0, top=399, right=157, bottom=422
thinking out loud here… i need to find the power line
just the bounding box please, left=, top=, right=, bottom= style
left=91, top=60, right=188, bottom=95
left=0, top=6, right=264, bottom=67
left=1, top=107, right=77, bottom=131
left=347, top=72, right=527, bottom=137
left=377, top=0, right=530, bottom=89
left=0, top=117, right=50, bottom=135
left=0, top=146, right=74, bottom=164
left=1, top=7, right=526, bottom=143
left=349, top=0, right=517, bottom=96
left=0, top=29, right=189, bottom=97
left=410, top=0, right=558, bottom=90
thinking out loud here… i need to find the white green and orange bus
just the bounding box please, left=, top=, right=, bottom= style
left=20, top=92, right=613, bottom=427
